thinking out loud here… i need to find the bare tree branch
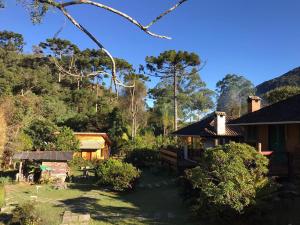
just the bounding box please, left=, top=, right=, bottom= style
left=145, top=0, right=188, bottom=29
left=37, top=0, right=187, bottom=93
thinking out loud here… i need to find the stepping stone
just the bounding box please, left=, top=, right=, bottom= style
left=147, top=184, right=153, bottom=188
left=163, top=181, right=168, bottom=185
left=78, top=214, right=91, bottom=222
left=155, top=183, right=161, bottom=188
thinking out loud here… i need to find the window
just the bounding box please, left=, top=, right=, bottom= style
left=247, top=126, right=257, bottom=141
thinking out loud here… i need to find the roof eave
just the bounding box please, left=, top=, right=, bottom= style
left=229, top=121, right=300, bottom=126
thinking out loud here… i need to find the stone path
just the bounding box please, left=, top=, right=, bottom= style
left=61, top=211, right=90, bottom=225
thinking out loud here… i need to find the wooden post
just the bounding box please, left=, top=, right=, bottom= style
left=214, top=138, right=219, bottom=147
left=18, top=161, right=23, bottom=182
left=257, top=143, right=262, bottom=152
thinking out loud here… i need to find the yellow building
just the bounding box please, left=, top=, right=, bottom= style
left=74, top=132, right=111, bottom=161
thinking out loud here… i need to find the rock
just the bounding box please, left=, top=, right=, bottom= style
left=78, top=214, right=91, bottom=222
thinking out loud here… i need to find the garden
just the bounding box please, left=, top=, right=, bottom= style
left=0, top=149, right=198, bottom=225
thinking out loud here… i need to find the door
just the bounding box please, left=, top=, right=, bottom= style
left=268, top=125, right=287, bottom=163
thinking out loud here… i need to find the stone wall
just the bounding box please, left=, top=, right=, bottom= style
left=42, top=161, right=68, bottom=181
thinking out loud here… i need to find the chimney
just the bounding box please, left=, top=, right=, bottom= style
left=215, top=111, right=226, bottom=135
left=247, top=96, right=261, bottom=113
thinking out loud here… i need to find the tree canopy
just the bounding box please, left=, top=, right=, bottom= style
left=216, top=74, right=255, bottom=117
left=145, top=50, right=214, bottom=132
left=263, top=85, right=300, bottom=104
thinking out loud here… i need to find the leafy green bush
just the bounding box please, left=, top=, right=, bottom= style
left=68, top=156, right=94, bottom=170
left=11, top=201, right=43, bottom=225
left=95, top=159, right=140, bottom=192
left=0, top=176, right=12, bottom=184
left=125, top=148, right=159, bottom=169
left=182, top=142, right=275, bottom=217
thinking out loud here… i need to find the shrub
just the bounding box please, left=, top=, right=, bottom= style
left=182, top=142, right=275, bottom=217
left=95, top=159, right=140, bottom=192
left=125, top=148, right=159, bottom=169
left=0, top=176, right=12, bottom=184
left=11, top=201, right=43, bottom=225
left=68, top=156, right=93, bottom=170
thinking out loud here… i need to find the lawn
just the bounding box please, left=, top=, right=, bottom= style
left=2, top=170, right=197, bottom=225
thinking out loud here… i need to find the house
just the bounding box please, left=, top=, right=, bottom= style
left=229, top=95, right=300, bottom=176
left=160, top=112, right=243, bottom=170
left=74, top=132, right=111, bottom=161
left=13, top=151, right=73, bottom=182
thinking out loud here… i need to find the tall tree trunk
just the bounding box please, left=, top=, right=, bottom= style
left=173, top=69, right=178, bottom=131
left=131, top=85, right=136, bottom=140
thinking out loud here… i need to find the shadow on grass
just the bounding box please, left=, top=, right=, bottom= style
left=57, top=196, right=160, bottom=224
left=62, top=171, right=196, bottom=225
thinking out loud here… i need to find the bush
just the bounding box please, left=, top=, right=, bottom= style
left=0, top=176, right=12, bottom=184
left=11, top=201, right=43, bottom=225
left=95, top=159, right=140, bottom=192
left=125, top=148, right=159, bottom=169
left=68, top=156, right=93, bottom=170
left=181, top=143, right=275, bottom=217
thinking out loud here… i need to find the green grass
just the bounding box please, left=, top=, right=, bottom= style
left=3, top=170, right=197, bottom=225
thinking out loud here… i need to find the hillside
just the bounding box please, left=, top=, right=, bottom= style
left=256, top=67, right=300, bottom=95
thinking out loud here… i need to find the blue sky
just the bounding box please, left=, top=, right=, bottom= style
left=1, top=0, right=300, bottom=92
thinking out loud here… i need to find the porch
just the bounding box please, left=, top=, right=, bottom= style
left=160, top=147, right=202, bottom=171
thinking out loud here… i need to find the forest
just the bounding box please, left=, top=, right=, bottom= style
left=1, top=29, right=300, bottom=167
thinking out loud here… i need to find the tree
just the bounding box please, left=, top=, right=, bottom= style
left=146, top=50, right=214, bottom=131
left=9, top=0, right=188, bottom=93
left=216, top=74, right=255, bottom=117
left=263, top=86, right=300, bottom=104
left=25, top=119, right=57, bottom=151
left=121, top=74, right=148, bottom=139
left=0, top=30, right=25, bottom=52
left=55, top=126, right=79, bottom=151
left=182, top=143, right=273, bottom=217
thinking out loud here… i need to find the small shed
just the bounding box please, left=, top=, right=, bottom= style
left=74, top=132, right=111, bottom=161
left=13, top=151, right=73, bottom=181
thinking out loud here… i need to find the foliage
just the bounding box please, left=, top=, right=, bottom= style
left=182, top=143, right=273, bottom=217
left=68, top=156, right=94, bottom=170
left=145, top=50, right=214, bottom=131
left=256, top=66, right=300, bottom=95
left=11, top=201, right=43, bottom=225
left=0, top=30, right=25, bottom=52
left=13, top=132, right=33, bottom=152
left=216, top=74, right=255, bottom=117
left=95, top=159, right=140, bottom=192
left=125, top=148, right=159, bottom=169
left=0, top=184, right=4, bottom=207
left=0, top=176, right=12, bottom=184
left=263, top=85, right=300, bottom=104
left=24, top=119, right=57, bottom=151
left=55, top=126, right=79, bottom=151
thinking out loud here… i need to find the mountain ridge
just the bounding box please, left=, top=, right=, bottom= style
left=256, top=67, right=300, bottom=95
